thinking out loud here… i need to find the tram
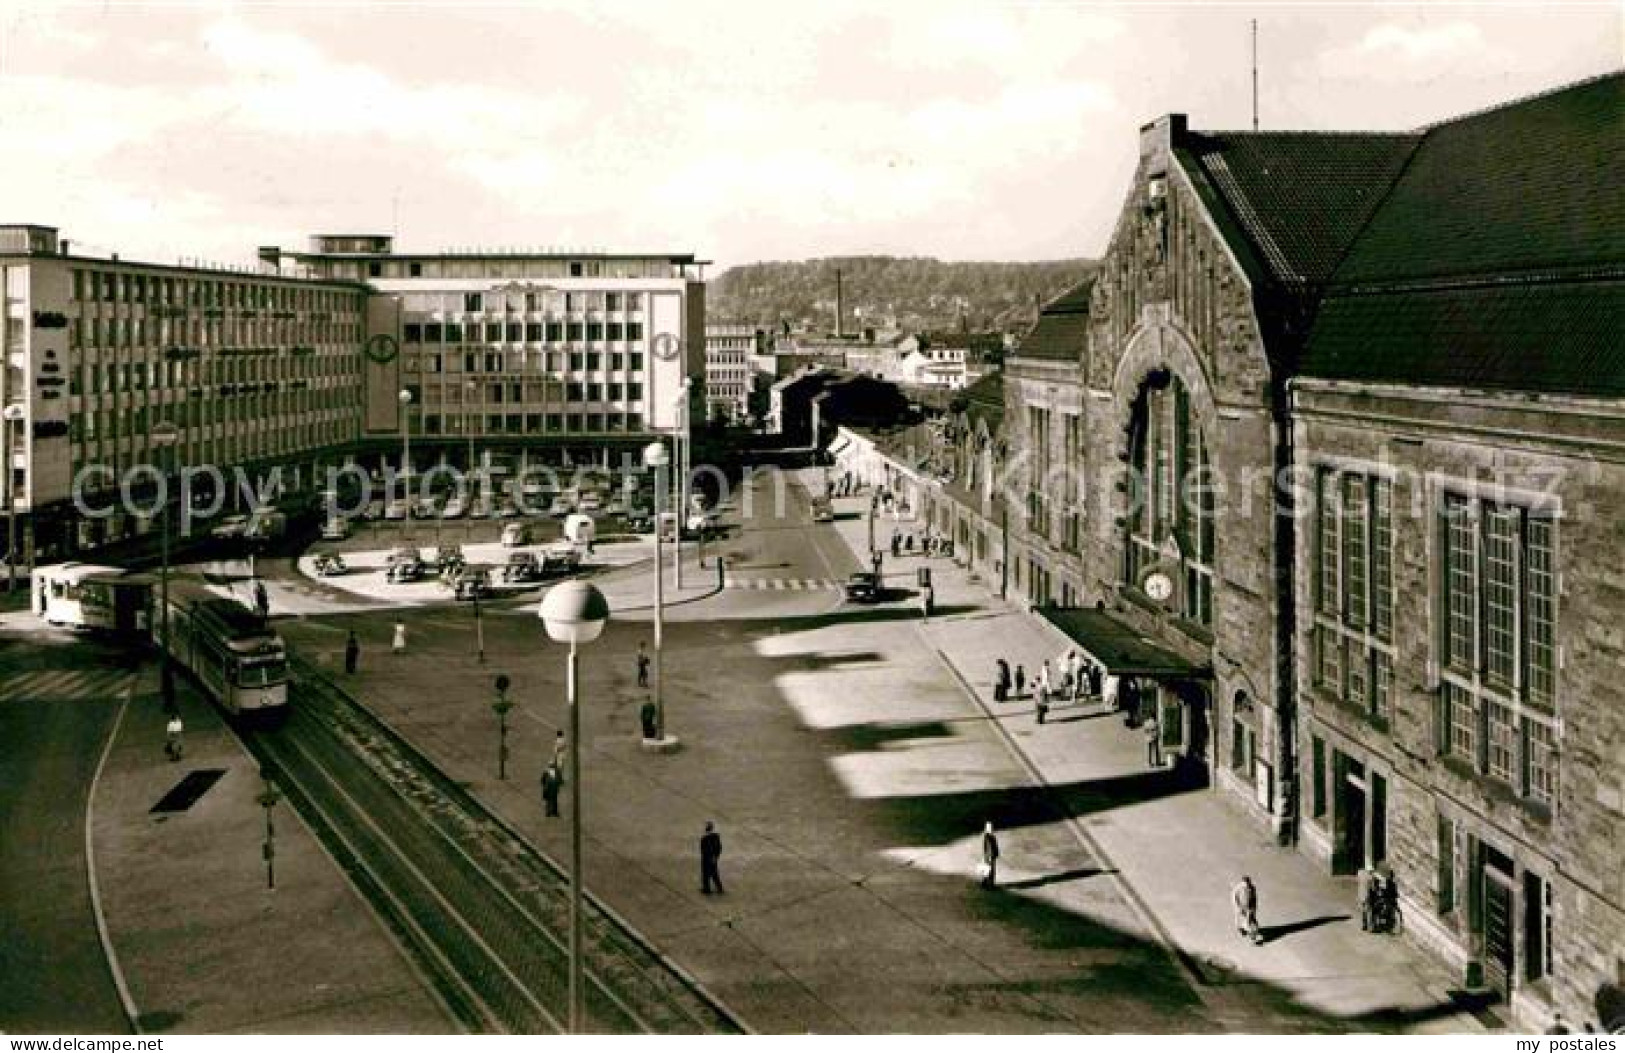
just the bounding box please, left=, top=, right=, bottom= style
left=32, top=563, right=152, bottom=635
left=155, top=580, right=290, bottom=717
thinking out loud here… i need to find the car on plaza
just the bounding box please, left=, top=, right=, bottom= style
left=541, top=541, right=582, bottom=573
left=431, top=543, right=465, bottom=571
left=312, top=553, right=348, bottom=576
left=501, top=551, right=544, bottom=583
left=361, top=499, right=385, bottom=521
left=385, top=544, right=424, bottom=567
left=451, top=568, right=492, bottom=601
left=496, top=500, right=521, bottom=518
left=547, top=495, right=574, bottom=518
left=386, top=557, right=427, bottom=583
left=468, top=496, right=493, bottom=519
left=687, top=509, right=722, bottom=537
left=210, top=515, right=252, bottom=540
left=577, top=492, right=604, bottom=514
left=623, top=507, right=653, bottom=533
left=320, top=516, right=351, bottom=541
left=500, top=522, right=532, bottom=547
left=842, top=571, right=881, bottom=603
left=811, top=495, right=834, bottom=523
left=383, top=499, right=410, bottom=520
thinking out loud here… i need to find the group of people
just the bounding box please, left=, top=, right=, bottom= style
left=888, top=529, right=951, bottom=558
left=992, top=650, right=1106, bottom=708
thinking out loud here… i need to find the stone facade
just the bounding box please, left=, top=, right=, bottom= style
left=1293, top=380, right=1625, bottom=1029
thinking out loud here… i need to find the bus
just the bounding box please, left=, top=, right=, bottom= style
left=32, top=563, right=152, bottom=635
left=156, top=580, right=290, bottom=718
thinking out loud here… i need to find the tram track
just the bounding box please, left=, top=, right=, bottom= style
left=238, top=659, right=742, bottom=1035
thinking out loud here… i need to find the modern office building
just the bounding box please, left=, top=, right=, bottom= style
left=260, top=235, right=707, bottom=471
left=2, top=224, right=368, bottom=562
left=702, top=322, right=758, bottom=424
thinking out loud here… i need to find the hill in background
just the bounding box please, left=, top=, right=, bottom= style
left=708, top=256, right=1098, bottom=335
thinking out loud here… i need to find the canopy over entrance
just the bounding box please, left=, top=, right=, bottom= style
left=1038, top=606, right=1212, bottom=679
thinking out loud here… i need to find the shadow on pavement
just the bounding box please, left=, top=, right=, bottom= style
left=1259, top=914, right=1350, bottom=944
left=999, top=866, right=1118, bottom=891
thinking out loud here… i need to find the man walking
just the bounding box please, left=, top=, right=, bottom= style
left=165, top=712, right=184, bottom=762
left=700, top=821, right=725, bottom=894
left=1233, top=875, right=1262, bottom=944
left=980, top=821, right=1001, bottom=889
left=551, top=729, right=567, bottom=774
left=1145, top=714, right=1163, bottom=768
left=392, top=621, right=407, bottom=656
left=540, top=764, right=562, bottom=818
left=636, top=642, right=651, bottom=688
left=344, top=630, right=360, bottom=675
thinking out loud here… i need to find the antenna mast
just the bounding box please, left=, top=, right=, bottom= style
left=1251, top=19, right=1259, bottom=132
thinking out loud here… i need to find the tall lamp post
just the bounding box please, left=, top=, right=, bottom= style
left=398, top=388, right=413, bottom=539
left=674, top=378, right=691, bottom=589
left=538, top=580, right=609, bottom=1034
left=642, top=441, right=669, bottom=742
left=256, top=766, right=282, bottom=891
left=152, top=421, right=181, bottom=708
left=491, top=674, right=513, bottom=779
left=2, top=404, right=25, bottom=594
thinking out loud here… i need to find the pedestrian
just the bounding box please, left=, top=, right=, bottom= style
left=636, top=642, right=651, bottom=688
left=392, top=621, right=407, bottom=656
left=253, top=579, right=269, bottom=620
left=1037, top=660, right=1052, bottom=702
left=700, top=821, right=725, bottom=894
left=890, top=533, right=901, bottom=557
left=919, top=583, right=933, bottom=619
left=980, top=821, right=1000, bottom=889
left=1358, top=868, right=1377, bottom=931
left=640, top=699, right=659, bottom=741
left=1014, top=664, right=1026, bottom=698
left=540, top=764, right=562, bottom=817
left=904, top=532, right=915, bottom=554
left=1145, top=714, right=1163, bottom=767
left=344, top=630, right=360, bottom=675
left=1103, top=671, right=1120, bottom=711
left=1232, top=875, right=1262, bottom=944
left=552, top=729, right=567, bottom=774
left=165, top=713, right=184, bottom=762
left=993, top=658, right=1010, bottom=702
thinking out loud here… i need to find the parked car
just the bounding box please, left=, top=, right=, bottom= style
left=441, top=497, right=467, bottom=519
left=383, top=499, right=410, bottom=520
left=386, top=558, right=427, bottom=583
left=468, top=496, right=493, bottom=519
left=500, top=522, right=532, bottom=547
left=320, top=516, right=351, bottom=540
left=412, top=497, right=441, bottom=519
left=432, top=543, right=465, bottom=571
left=312, top=553, right=348, bottom=577
left=243, top=511, right=288, bottom=541
left=542, top=541, right=582, bottom=572
left=496, top=500, right=521, bottom=518
left=386, top=544, right=423, bottom=566
left=547, top=495, right=574, bottom=518
left=361, top=499, right=385, bottom=521
left=687, top=509, right=722, bottom=537
left=843, top=571, right=881, bottom=603
left=502, top=550, right=544, bottom=583
left=210, top=514, right=251, bottom=540
left=810, top=495, right=834, bottom=523
left=452, top=568, right=492, bottom=600
left=577, top=492, right=603, bottom=513
left=624, top=508, right=653, bottom=533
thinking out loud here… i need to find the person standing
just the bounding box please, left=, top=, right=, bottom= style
left=165, top=713, right=184, bottom=762
left=1014, top=664, right=1026, bottom=699
left=551, top=729, right=567, bottom=775
left=253, top=579, right=270, bottom=621
left=700, top=821, right=725, bottom=894
left=980, top=821, right=1000, bottom=889
left=1145, top=714, right=1164, bottom=768
left=1358, top=868, right=1377, bottom=931
left=993, top=659, right=1010, bottom=703
left=636, top=642, right=651, bottom=688
left=1233, top=875, right=1262, bottom=944
left=539, top=765, right=562, bottom=818
left=392, top=621, right=407, bottom=656
left=344, top=630, right=360, bottom=675
left=1103, top=672, right=1120, bottom=711
left=890, top=533, right=901, bottom=558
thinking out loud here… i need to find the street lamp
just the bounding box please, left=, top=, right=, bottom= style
left=256, top=765, right=282, bottom=891
left=642, top=440, right=669, bottom=743
left=399, top=388, right=413, bottom=539
left=152, top=421, right=181, bottom=708
left=2, top=404, right=25, bottom=594
left=538, top=580, right=609, bottom=1035
left=674, top=378, right=693, bottom=589
left=491, top=674, right=514, bottom=779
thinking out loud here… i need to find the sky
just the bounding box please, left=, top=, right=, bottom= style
left=1, top=1, right=1618, bottom=274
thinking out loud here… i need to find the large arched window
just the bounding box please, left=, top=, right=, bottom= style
left=1124, top=371, right=1214, bottom=626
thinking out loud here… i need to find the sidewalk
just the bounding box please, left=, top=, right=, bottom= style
left=92, top=668, right=453, bottom=1034
left=822, top=477, right=1491, bottom=1034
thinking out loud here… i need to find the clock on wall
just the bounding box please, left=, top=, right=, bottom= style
left=1140, top=567, right=1176, bottom=605
left=652, top=332, right=681, bottom=362
left=364, top=334, right=400, bottom=365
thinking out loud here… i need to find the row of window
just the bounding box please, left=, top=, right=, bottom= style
left=440, top=290, right=645, bottom=314
left=407, top=380, right=643, bottom=405
left=70, top=351, right=355, bottom=396
left=72, top=269, right=356, bottom=312
left=407, top=350, right=645, bottom=375
left=412, top=412, right=645, bottom=436
left=75, top=316, right=361, bottom=350
left=402, top=320, right=646, bottom=345
left=1126, top=373, right=1214, bottom=627
left=74, top=389, right=356, bottom=442
left=334, top=258, right=677, bottom=281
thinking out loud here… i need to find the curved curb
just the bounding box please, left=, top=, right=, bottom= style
left=85, top=686, right=143, bottom=1034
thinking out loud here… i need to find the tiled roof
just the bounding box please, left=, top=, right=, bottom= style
left=1181, top=132, right=1420, bottom=286
left=952, top=370, right=1005, bottom=432
left=1011, top=278, right=1093, bottom=362
left=1335, top=73, right=1623, bottom=286
left=1299, top=278, right=1625, bottom=398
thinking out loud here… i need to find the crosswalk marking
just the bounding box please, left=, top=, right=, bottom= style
left=722, top=577, right=841, bottom=592
left=0, top=668, right=137, bottom=704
